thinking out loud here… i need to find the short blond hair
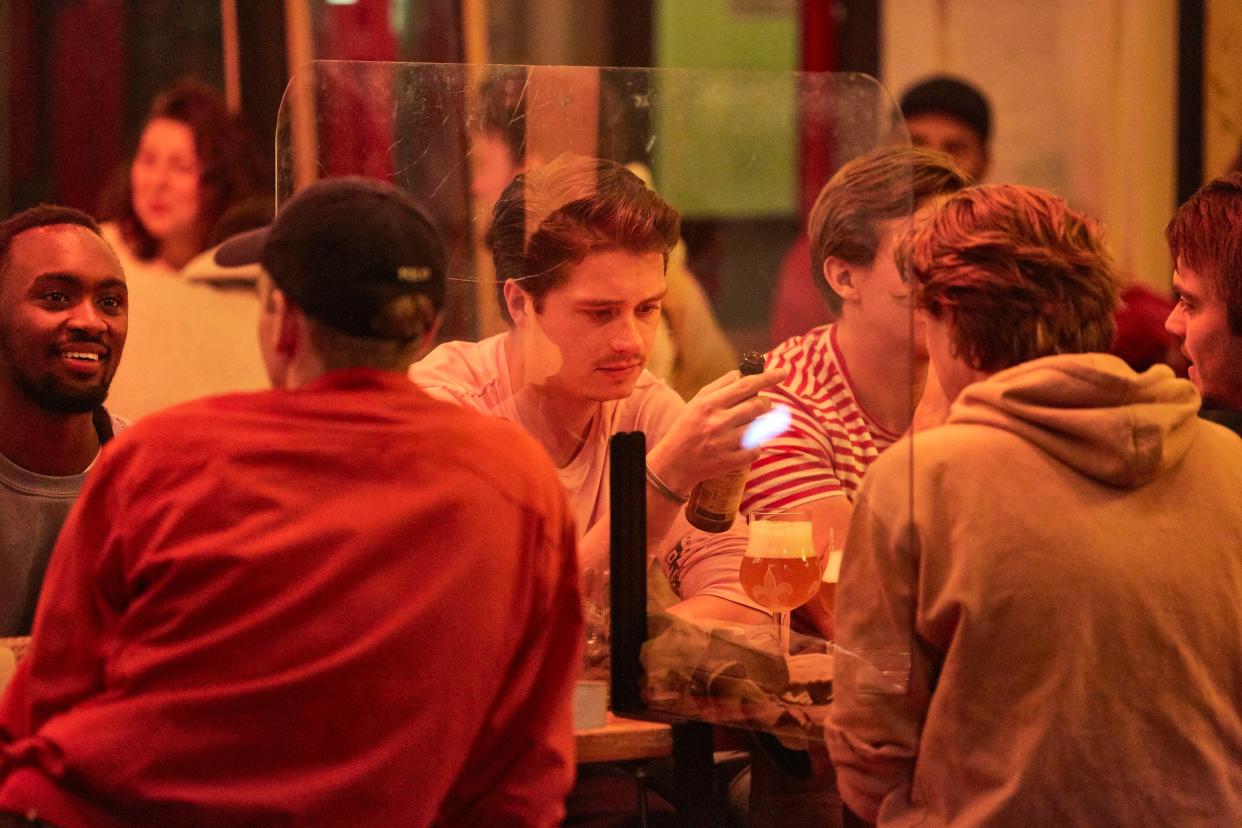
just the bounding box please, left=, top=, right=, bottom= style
left=808, top=146, right=970, bottom=313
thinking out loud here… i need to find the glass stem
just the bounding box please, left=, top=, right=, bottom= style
left=776, top=610, right=791, bottom=654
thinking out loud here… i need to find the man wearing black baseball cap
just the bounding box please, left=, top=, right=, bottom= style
left=0, top=178, right=583, bottom=827
left=900, top=75, right=992, bottom=182
left=216, top=176, right=449, bottom=386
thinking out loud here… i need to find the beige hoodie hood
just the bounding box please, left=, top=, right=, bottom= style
left=947, top=353, right=1202, bottom=489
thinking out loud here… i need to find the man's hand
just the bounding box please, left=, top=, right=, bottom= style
left=646, top=367, right=787, bottom=495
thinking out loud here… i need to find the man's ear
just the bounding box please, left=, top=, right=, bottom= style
left=824, top=256, right=859, bottom=301
left=271, top=288, right=301, bottom=357
left=415, top=310, right=443, bottom=359
left=503, top=279, right=532, bottom=324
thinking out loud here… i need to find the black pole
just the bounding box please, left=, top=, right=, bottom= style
left=609, top=431, right=648, bottom=714
left=1177, top=0, right=1205, bottom=204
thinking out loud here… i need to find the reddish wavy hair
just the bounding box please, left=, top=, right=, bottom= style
left=901, top=184, right=1119, bottom=372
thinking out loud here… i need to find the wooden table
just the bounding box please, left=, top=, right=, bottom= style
left=575, top=713, right=673, bottom=765
left=0, top=637, right=30, bottom=695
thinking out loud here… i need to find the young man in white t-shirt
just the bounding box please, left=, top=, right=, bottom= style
left=741, top=147, right=969, bottom=635
left=413, top=153, right=783, bottom=622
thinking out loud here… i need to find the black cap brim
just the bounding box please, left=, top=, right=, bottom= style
left=214, top=226, right=271, bottom=268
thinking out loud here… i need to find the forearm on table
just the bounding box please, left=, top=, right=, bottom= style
left=668, top=594, right=768, bottom=624
left=574, top=478, right=688, bottom=603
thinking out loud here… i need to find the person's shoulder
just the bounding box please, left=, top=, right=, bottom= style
left=105, top=410, right=131, bottom=433
left=89, top=393, right=258, bottom=486
left=409, top=336, right=504, bottom=412
left=763, top=325, right=842, bottom=404
left=867, top=422, right=1000, bottom=481
left=1200, top=408, right=1242, bottom=439
left=768, top=324, right=833, bottom=362
left=106, top=389, right=266, bottom=443
left=766, top=324, right=837, bottom=384
left=1189, top=414, right=1242, bottom=471
left=423, top=402, right=568, bottom=511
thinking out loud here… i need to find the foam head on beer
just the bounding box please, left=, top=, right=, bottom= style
left=746, top=518, right=814, bottom=557
left=741, top=515, right=819, bottom=612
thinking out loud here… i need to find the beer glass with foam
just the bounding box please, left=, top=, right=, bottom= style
left=740, top=509, right=819, bottom=653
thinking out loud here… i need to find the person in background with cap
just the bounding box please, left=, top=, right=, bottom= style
left=0, top=178, right=583, bottom=827
left=899, top=74, right=992, bottom=182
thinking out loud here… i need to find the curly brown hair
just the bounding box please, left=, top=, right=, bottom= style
left=103, top=78, right=264, bottom=262
left=902, top=184, right=1120, bottom=373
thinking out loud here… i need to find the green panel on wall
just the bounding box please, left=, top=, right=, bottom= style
left=654, top=0, right=797, bottom=218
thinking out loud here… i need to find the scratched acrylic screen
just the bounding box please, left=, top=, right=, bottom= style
left=275, top=62, right=908, bottom=353
left=274, top=63, right=914, bottom=738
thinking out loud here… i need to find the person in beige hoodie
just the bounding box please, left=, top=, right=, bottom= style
left=827, top=184, right=1242, bottom=825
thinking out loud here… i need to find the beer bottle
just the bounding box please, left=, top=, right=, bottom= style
left=685, top=351, right=766, bottom=532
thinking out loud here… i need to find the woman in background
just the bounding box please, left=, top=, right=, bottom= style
left=100, top=79, right=270, bottom=420
left=100, top=78, right=263, bottom=279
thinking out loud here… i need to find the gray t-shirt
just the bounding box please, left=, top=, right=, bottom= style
left=1, top=412, right=126, bottom=635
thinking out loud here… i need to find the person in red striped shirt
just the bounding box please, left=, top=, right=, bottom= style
left=741, top=147, right=969, bottom=637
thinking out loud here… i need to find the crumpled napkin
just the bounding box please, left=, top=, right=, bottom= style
left=640, top=613, right=832, bottom=749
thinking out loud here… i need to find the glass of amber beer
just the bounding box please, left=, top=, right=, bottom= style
left=739, top=509, right=820, bottom=653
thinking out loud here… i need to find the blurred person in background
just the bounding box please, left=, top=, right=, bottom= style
left=99, top=78, right=264, bottom=280
left=0, top=207, right=128, bottom=638
left=829, top=184, right=1242, bottom=824
left=899, top=75, right=991, bottom=182
left=98, top=80, right=270, bottom=420
left=1165, top=172, right=1242, bottom=435
left=0, top=179, right=581, bottom=827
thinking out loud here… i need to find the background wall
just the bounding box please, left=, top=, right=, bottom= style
left=1206, top=0, right=1242, bottom=177
left=883, top=0, right=1179, bottom=292
left=2, top=0, right=1232, bottom=306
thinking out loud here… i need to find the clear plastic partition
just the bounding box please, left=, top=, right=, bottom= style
left=275, top=61, right=907, bottom=347
left=276, top=62, right=916, bottom=745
